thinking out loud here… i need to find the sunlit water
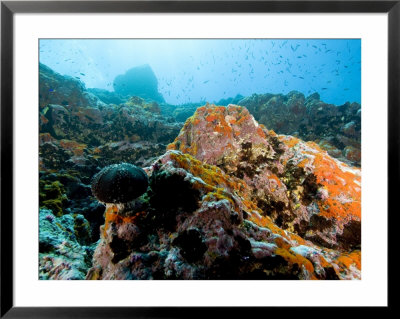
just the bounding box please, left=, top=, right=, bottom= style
left=40, top=39, right=361, bottom=106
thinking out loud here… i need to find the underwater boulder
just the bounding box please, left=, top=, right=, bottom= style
left=87, top=151, right=360, bottom=280
left=167, top=104, right=361, bottom=250
left=113, top=64, right=165, bottom=103
left=91, top=163, right=148, bottom=204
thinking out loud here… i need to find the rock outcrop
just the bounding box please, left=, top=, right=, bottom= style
left=238, top=92, right=361, bottom=166
left=88, top=104, right=361, bottom=280
left=113, top=64, right=165, bottom=103
left=167, top=104, right=361, bottom=250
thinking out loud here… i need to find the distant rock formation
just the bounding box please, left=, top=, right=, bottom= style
left=239, top=92, right=361, bottom=166
left=113, top=64, right=165, bottom=103
left=87, top=104, right=361, bottom=280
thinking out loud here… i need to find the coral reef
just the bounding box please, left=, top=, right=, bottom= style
left=87, top=104, right=361, bottom=280
left=87, top=150, right=360, bottom=280
left=39, top=63, right=361, bottom=280
left=167, top=104, right=361, bottom=250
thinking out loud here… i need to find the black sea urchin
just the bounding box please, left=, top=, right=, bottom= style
left=91, top=163, right=148, bottom=204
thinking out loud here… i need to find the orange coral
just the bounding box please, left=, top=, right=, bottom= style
left=282, top=136, right=300, bottom=148
left=269, top=129, right=277, bottom=136
left=335, top=250, right=361, bottom=270
left=206, top=114, right=218, bottom=122
left=103, top=205, right=145, bottom=237
left=312, top=152, right=361, bottom=220
left=268, top=174, right=282, bottom=187
left=256, top=127, right=266, bottom=138
left=166, top=143, right=176, bottom=151
left=275, top=247, right=316, bottom=276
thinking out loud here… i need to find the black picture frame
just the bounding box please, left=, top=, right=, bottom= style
left=1, top=0, right=396, bottom=317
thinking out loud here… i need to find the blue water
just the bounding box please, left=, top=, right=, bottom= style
left=39, top=39, right=361, bottom=106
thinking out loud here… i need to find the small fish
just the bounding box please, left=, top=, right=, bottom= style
left=48, top=88, right=54, bottom=92
left=80, top=73, right=85, bottom=76
left=322, top=88, right=327, bottom=90
left=203, top=80, right=209, bottom=84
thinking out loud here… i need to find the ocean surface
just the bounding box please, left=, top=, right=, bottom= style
left=39, top=39, right=361, bottom=106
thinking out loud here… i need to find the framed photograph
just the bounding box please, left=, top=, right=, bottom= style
left=1, top=0, right=396, bottom=317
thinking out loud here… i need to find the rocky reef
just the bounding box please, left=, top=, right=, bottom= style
left=162, top=92, right=361, bottom=167
left=113, top=64, right=165, bottom=103
left=238, top=92, right=361, bottom=166
left=39, top=64, right=181, bottom=279
left=39, top=63, right=361, bottom=280
left=87, top=104, right=361, bottom=280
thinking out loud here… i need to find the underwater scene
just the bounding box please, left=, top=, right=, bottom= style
left=39, top=39, right=361, bottom=280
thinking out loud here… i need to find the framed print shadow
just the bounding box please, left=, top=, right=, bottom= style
left=1, top=0, right=397, bottom=317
